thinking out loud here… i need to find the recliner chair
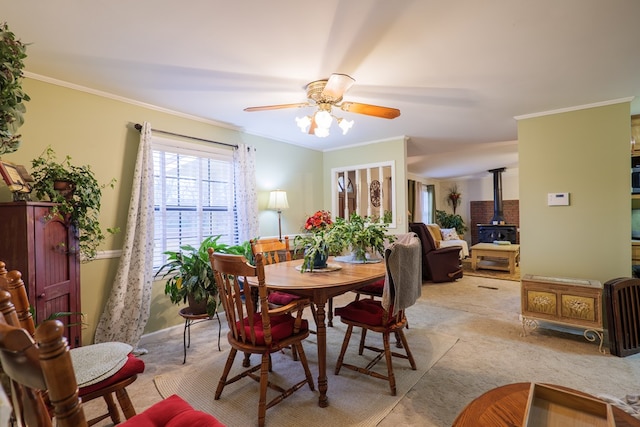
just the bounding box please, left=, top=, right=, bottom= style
left=409, top=222, right=463, bottom=282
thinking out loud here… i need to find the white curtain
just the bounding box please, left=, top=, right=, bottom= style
left=94, top=122, right=154, bottom=353
left=414, top=183, right=425, bottom=223
left=234, top=144, right=259, bottom=242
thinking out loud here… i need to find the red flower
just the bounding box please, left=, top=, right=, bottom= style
left=304, top=210, right=333, bottom=232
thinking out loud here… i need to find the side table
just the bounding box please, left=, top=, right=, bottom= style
left=178, top=307, right=221, bottom=364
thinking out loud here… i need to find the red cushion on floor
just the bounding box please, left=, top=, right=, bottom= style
left=120, top=394, right=225, bottom=427
left=235, top=313, right=308, bottom=345
left=268, top=291, right=301, bottom=305
left=335, top=299, right=395, bottom=327
left=357, top=278, right=385, bottom=295
left=78, top=353, right=145, bottom=396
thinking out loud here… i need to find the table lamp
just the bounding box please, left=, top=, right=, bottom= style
left=267, top=190, right=289, bottom=241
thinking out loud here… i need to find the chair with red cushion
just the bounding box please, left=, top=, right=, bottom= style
left=209, top=249, right=315, bottom=427
left=334, top=233, right=422, bottom=395
left=0, top=296, right=224, bottom=427
left=0, top=264, right=145, bottom=425
left=250, top=237, right=299, bottom=309
left=250, top=238, right=318, bottom=358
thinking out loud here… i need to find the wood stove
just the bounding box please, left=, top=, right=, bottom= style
left=477, top=167, right=518, bottom=243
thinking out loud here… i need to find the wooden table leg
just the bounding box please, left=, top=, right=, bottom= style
left=471, top=252, right=478, bottom=270
left=508, top=253, right=515, bottom=274
left=314, top=301, right=329, bottom=407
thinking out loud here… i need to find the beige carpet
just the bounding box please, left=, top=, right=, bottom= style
left=462, top=257, right=520, bottom=281
left=154, top=317, right=457, bottom=427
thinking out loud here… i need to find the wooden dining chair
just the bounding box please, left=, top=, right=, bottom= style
left=250, top=237, right=318, bottom=326
left=208, top=249, right=315, bottom=427
left=0, top=308, right=224, bottom=427
left=0, top=262, right=144, bottom=426
left=334, top=234, right=422, bottom=395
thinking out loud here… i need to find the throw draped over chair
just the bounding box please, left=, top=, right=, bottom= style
left=409, top=222, right=463, bottom=283
left=0, top=309, right=224, bottom=427
left=208, top=249, right=315, bottom=427
left=334, top=233, right=422, bottom=395
left=0, top=262, right=145, bottom=426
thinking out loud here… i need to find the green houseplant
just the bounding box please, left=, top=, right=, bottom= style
left=0, top=22, right=30, bottom=154
left=435, top=209, right=468, bottom=236
left=294, top=210, right=343, bottom=272
left=331, top=212, right=395, bottom=262
left=30, top=146, right=116, bottom=260
left=156, top=235, right=251, bottom=316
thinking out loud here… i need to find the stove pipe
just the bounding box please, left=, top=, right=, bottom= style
left=489, top=167, right=506, bottom=224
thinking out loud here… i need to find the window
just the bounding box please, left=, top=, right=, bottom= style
left=152, top=138, right=236, bottom=271
left=422, top=184, right=435, bottom=224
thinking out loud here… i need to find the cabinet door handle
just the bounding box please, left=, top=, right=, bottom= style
left=38, top=293, right=45, bottom=299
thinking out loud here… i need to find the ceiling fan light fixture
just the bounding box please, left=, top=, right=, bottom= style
left=314, top=110, right=333, bottom=129
left=338, top=118, right=354, bottom=135
left=314, top=126, right=330, bottom=138
left=295, top=115, right=311, bottom=133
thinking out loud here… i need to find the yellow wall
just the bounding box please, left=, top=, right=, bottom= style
left=518, top=101, right=631, bottom=283
left=323, top=137, right=408, bottom=233
left=4, top=77, right=325, bottom=343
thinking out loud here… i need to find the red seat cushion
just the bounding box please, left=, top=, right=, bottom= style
left=357, top=278, right=385, bottom=295
left=120, top=394, right=225, bottom=427
left=268, top=291, right=301, bottom=305
left=78, top=353, right=145, bottom=396
left=235, top=313, right=308, bottom=345
left=335, top=299, right=395, bottom=327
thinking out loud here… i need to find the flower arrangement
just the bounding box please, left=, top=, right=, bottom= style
left=304, top=209, right=333, bottom=232
left=295, top=210, right=342, bottom=272
left=447, top=184, right=461, bottom=214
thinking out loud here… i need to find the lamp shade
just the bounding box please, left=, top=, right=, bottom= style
left=267, top=190, right=289, bottom=211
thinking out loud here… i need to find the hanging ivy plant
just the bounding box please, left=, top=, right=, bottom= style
left=0, top=22, right=30, bottom=154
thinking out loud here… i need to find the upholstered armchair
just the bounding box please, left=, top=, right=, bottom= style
left=409, top=222, right=463, bottom=283
left=424, top=223, right=469, bottom=259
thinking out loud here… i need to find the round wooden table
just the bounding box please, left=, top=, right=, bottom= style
left=453, top=382, right=640, bottom=427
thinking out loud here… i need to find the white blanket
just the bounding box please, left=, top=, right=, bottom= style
left=439, top=239, right=469, bottom=258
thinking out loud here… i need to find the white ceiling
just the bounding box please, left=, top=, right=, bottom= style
left=5, top=0, right=640, bottom=179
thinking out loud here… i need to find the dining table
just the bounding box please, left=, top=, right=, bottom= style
left=246, top=256, right=386, bottom=408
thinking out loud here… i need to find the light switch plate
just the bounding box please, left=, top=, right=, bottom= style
left=547, top=192, right=569, bottom=206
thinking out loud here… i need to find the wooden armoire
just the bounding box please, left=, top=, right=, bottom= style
left=0, top=201, right=81, bottom=347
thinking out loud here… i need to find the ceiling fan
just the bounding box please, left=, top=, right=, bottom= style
left=244, top=73, right=400, bottom=137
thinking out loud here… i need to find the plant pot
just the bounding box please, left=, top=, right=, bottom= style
left=187, top=293, right=208, bottom=315
left=53, top=180, right=75, bottom=200
left=313, top=251, right=328, bottom=269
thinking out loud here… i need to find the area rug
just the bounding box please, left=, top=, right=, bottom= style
left=154, top=321, right=458, bottom=427
left=462, top=258, right=520, bottom=281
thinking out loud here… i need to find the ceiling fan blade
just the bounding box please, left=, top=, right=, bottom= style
left=340, top=102, right=400, bottom=119
left=322, top=74, right=355, bottom=100
left=244, top=102, right=309, bottom=112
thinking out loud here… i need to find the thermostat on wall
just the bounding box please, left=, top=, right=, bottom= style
left=547, top=192, right=569, bottom=206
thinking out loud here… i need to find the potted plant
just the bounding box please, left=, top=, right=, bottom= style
left=294, top=210, right=342, bottom=272
left=435, top=209, right=468, bottom=236
left=0, top=22, right=30, bottom=155
left=331, top=212, right=394, bottom=262
left=156, top=235, right=251, bottom=316
left=30, top=146, right=117, bottom=260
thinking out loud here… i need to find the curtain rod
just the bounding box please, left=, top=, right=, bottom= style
left=133, top=123, right=238, bottom=149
